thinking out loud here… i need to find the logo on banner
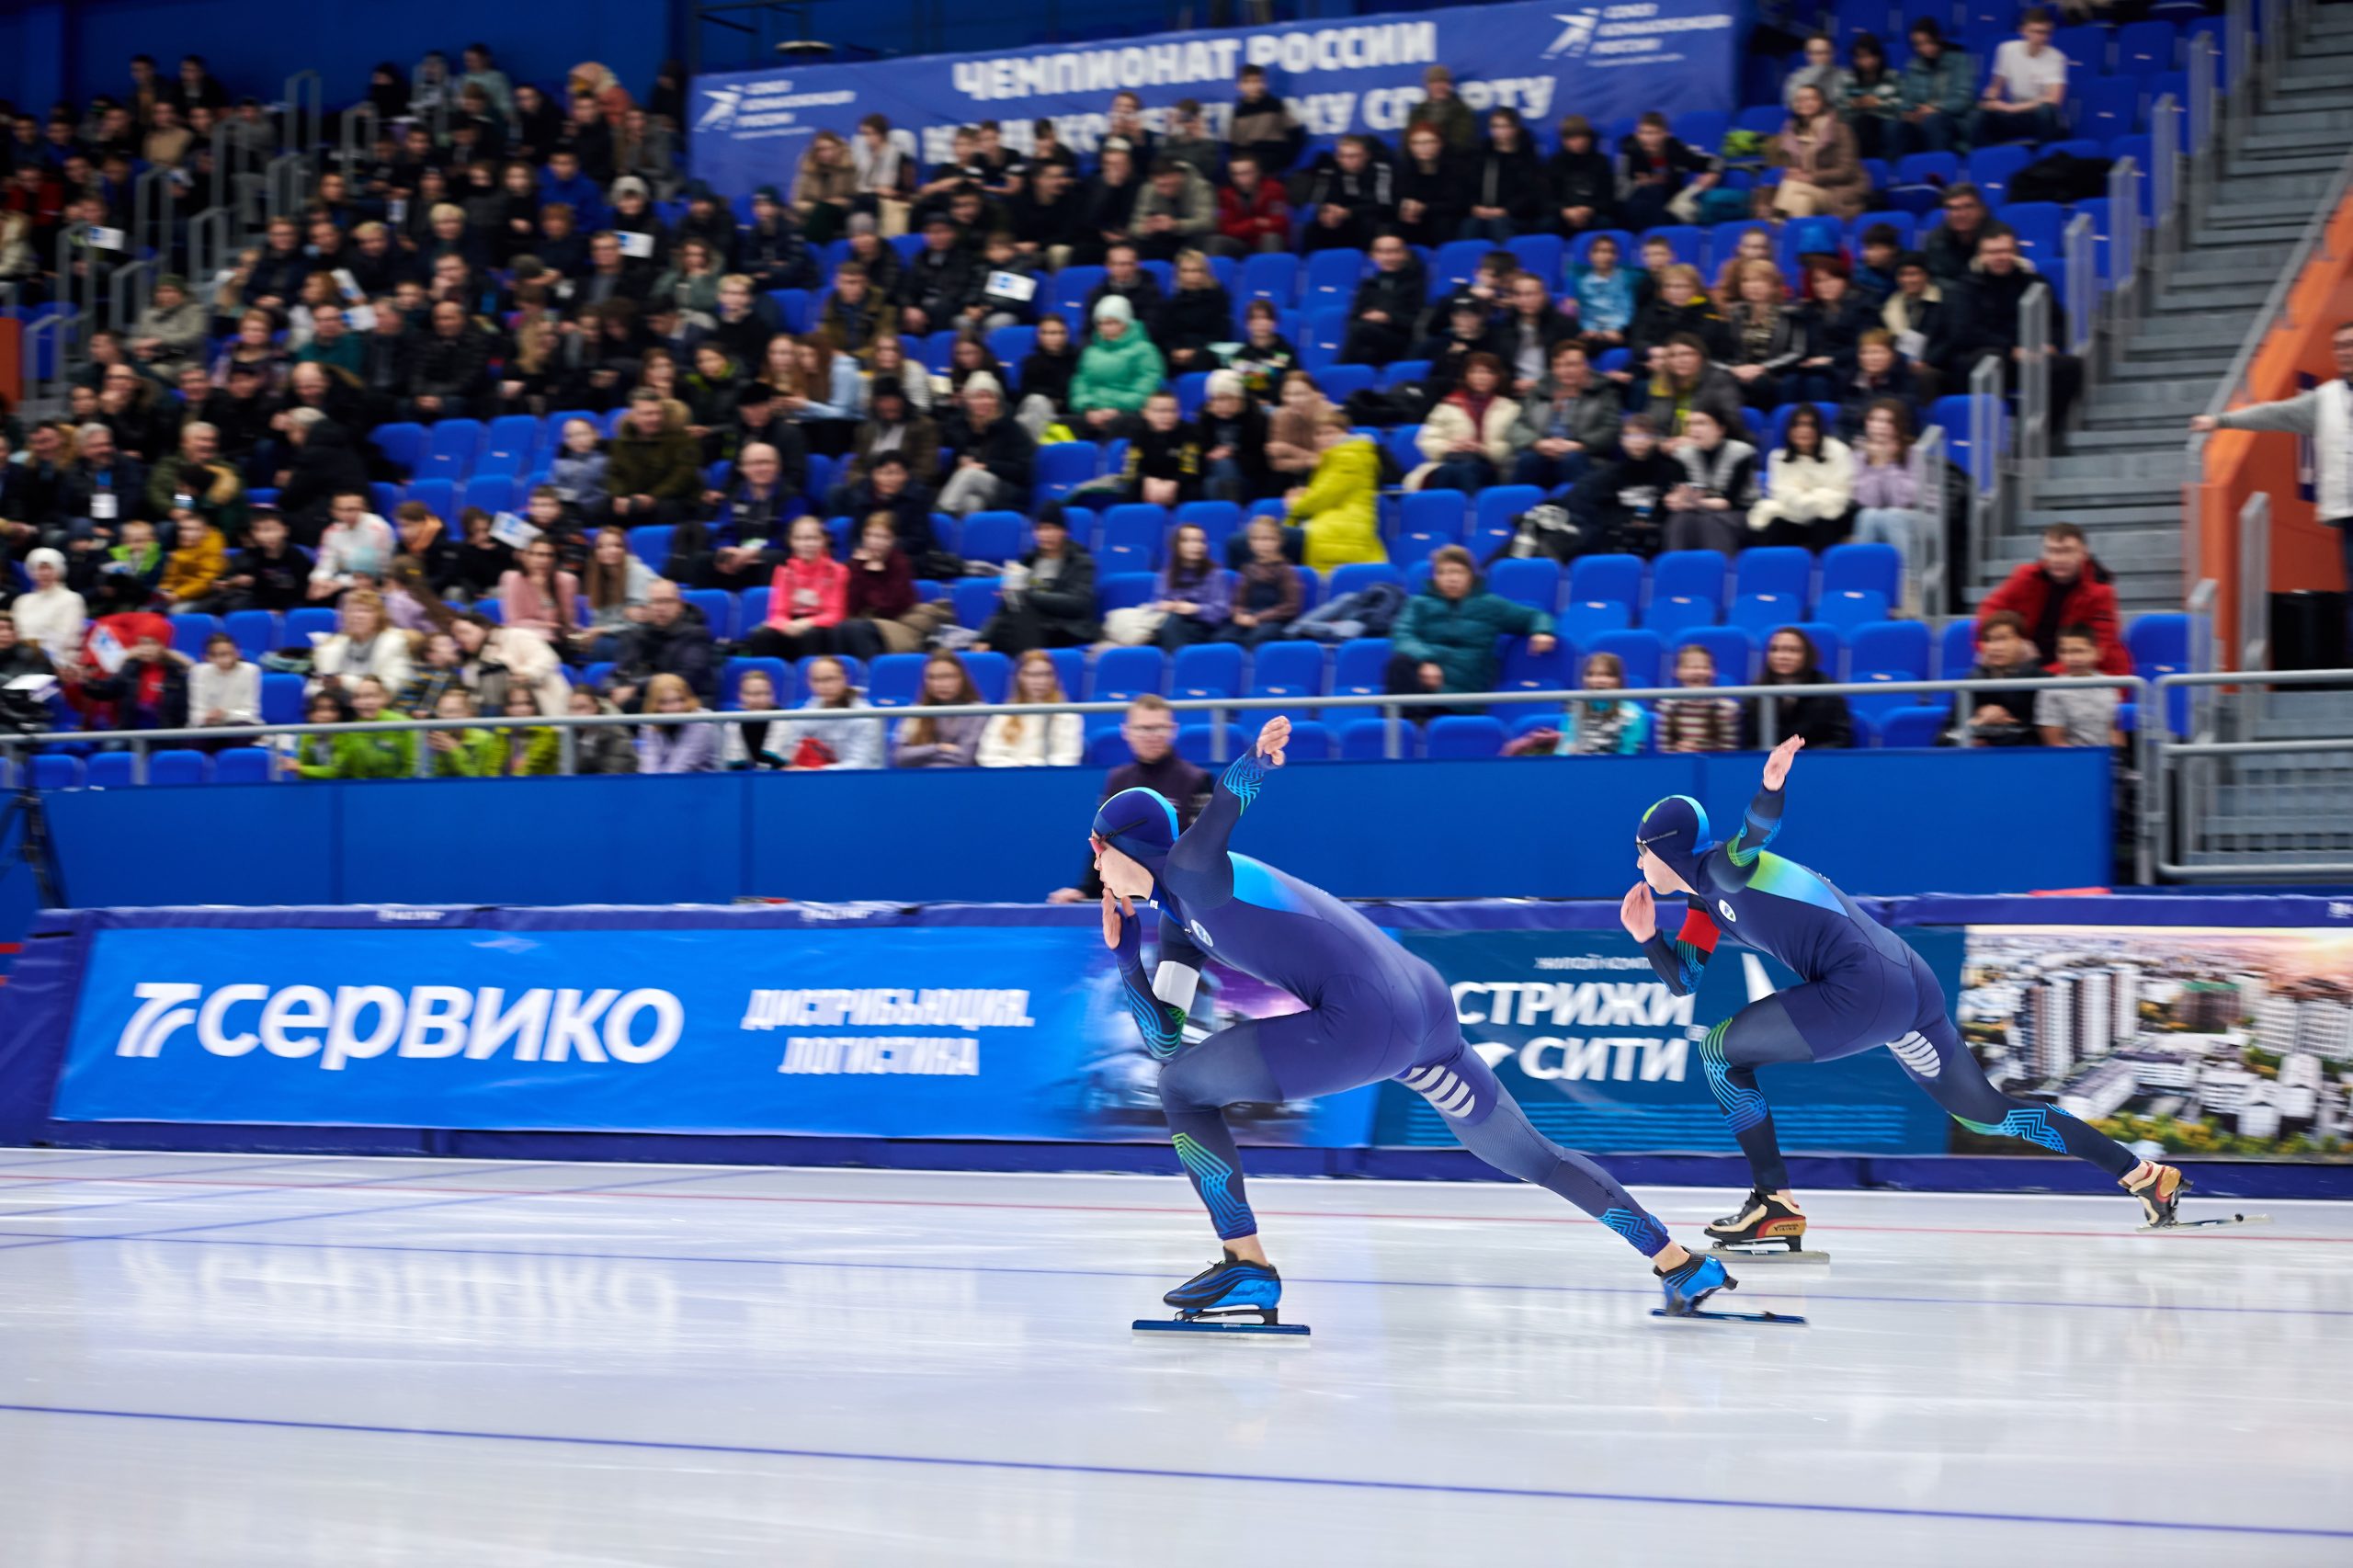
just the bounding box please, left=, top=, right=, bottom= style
left=1545, top=9, right=1602, bottom=57
left=698, top=85, right=744, bottom=132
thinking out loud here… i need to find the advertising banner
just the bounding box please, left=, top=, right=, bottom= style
left=50, top=922, right=1378, bottom=1146
left=688, top=0, right=1744, bottom=193
left=1374, top=928, right=1961, bottom=1154
left=1956, top=925, right=2353, bottom=1161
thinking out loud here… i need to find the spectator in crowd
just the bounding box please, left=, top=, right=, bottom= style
left=814, top=261, right=893, bottom=361
left=1564, top=651, right=1652, bottom=754
left=1049, top=692, right=1211, bottom=902
left=792, top=130, right=858, bottom=244
left=274, top=407, right=373, bottom=531
left=1570, top=234, right=1637, bottom=357
left=893, top=211, right=978, bottom=337
left=1510, top=341, right=1622, bottom=493
left=1070, top=295, right=1165, bottom=438
left=158, top=511, right=226, bottom=610
left=740, top=187, right=818, bottom=292
left=1614, top=112, right=1721, bottom=231
left=1075, top=141, right=1141, bottom=266
left=62, top=422, right=146, bottom=540
left=1498, top=271, right=1578, bottom=398
left=1663, top=407, right=1756, bottom=554
left=406, top=299, right=492, bottom=421
left=1407, top=63, right=1477, bottom=151
left=1221, top=516, right=1304, bottom=647
left=2192, top=319, right=2353, bottom=651
left=1721, top=260, right=1804, bottom=411
left=613, top=577, right=717, bottom=708
left=1893, top=19, right=1974, bottom=156
left=978, top=649, right=1083, bottom=767
left=1954, top=230, right=2079, bottom=429
left=745, top=515, right=847, bottom=663
left=893, top=652, right=986, bottom=768
left=1153, top=250, right=1232, bottom=372
left=633, top=671, right=718, bottom=772
left=1774, top=85, right=1866, bottom=220
left=1656, top=643, right=1740, bottom=753
left=836, top=513, right=939, bottom=659
left=1339, top=232, right=1428, bottom=369
left=607, top=389, right=700, bottom=523
left=220, top=510, right=310, bottom=612
left=1850, top=399, right=1929, bottom=600
left=718, top=667, right=787, bottom=770
left=1212, top=153, right=1290, bottom=256
left=976, top=506, right=1099, bottom=654
left=1387, top=545, right=1556, bottom=708
left=1148, top=521, right=1230, bottom=652
left=1841, top=33, right=1903, bottom=161
left=285, top=687, right=410, bottom=779
left=1228, top=65, right=1301, bottom=174
left=1158, top=99, right=1221, bottom=184
left=1461, top=108, right=1547, bottom=243
left=1010, top=159, right=1083, bottom=265
left=1393, top=123, right=1465, bottom=249
left=312, top=587, right=414, bottom=695
left=451, top=507, right=512, bottom=602
left=1925, top=185, right=2004, bottom=285
left=548, top=417, right=612, bottom=521
left=1290, top=409, right=1386, bottom=573
left=1080, top=244, right=1164, bottom=342
left=188, top=631, right=259, bottom=728
left=1014, top=312, right=1079, bottom=435
left=491, top=687, right=563, bottom=777
left=771, top=654, right=883, bottom=770
left=1196, top=370, right=1271, bottom=506
left=1784, top=33, right=1851, bottom=109
left=129, top=274, right=206, bottom=372
left=144, top=420, right=246, bottom=543
left=936, top=374, right=1033, bottom=518
left=1565, top=414, right=1679, bottom=558
left=309, top=490, right=397, bottom=599
left=1132, top=157, right=1216, bottom=263
left=1410, top=351, right=1518, bottom=494
left=1748, top=404, right=1854, bottom=551
left=1113, top=389, right=1199, bottom=506
left=1882, top=252, right=1955, bottom=392
left=1640, top=334, right=1745, bottom=442
left=836, top=375, right=938, bottom=506
left=1548, top=116, right=1617, bottom=237
left=579, top=525, right=654, bottom=662
left=1231, top=301, right=1300, bottom=404
left=837, top=451, right=951, bottom=577
left=497, top=536, right=580, bottom=644
left=2037, top=624, right=2125, bottom=748
left=1302, top=136, right=1392, bottom=254
left=1421, top=293, right=1509, bottom=404
left=1973, top=7, right=2068, bottom=146
left=568, top=687, right=640, bottom=774
left=1627, top=264, right=1723, bottom=371
left=1977, top=520, right=2131, bottom=674
left=1798, top=261, right=1874, bottom=402
left=1958, top=609, right=2046, bottom=746
left=1745, top=628, right=1852, bottom=749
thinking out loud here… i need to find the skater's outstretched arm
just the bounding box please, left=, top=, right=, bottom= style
left=1723, top=735, right=1802, bottom=869
left=1623, top=882, right=1719, bottom=995
left=1165, top=716, right=1290, bottom=898
left=1105, top=897, right=1188, bottom=1061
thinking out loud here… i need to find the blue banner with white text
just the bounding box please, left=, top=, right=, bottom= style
left=688, top=0, right=1745, bottom=194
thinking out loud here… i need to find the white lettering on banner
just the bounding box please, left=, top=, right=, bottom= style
left=738, top=988, right=1037, bottom=1031
left=108, top=983, right=684, bottom=1070
left=1511, top=1036, right=1690, bottom=1082
left=1449, top=981, right=1696, bottom=1029
left=778, top=1037, right=982, bottom=1075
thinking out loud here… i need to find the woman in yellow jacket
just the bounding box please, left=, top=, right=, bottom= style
left=1288, top=408, right=1387, bottom=573
left=158, top=513, right=226, bottom=610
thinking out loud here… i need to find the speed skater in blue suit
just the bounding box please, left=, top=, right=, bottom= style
left=1096, top=712, right=1734, bottom=1324
left=1623, top=736, right=2188, bottom=1256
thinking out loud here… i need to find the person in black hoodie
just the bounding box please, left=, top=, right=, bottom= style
left=1301, top=136, right=1393, bottom=255
left=976, top=506, right=1099, bottom=658
left=274, top=409, right=374, bottom=540
left=1565, top=414, right=1680, bottom=559
left=1461, top=109, right=1550, bottom=243
left=219, top=508, right=310, bottom=611
left=1009, top=160, right=1083, bottom=263
left=893, top=210, right=981, bottom=337
left=739, top=187, right=819, bottom=293
left=1416, top=293, right=1510, bottom=404
left=1198, top=370, right=1272, bottom=511
left=1074, top=142, right=1142, bottom=266
left=1151, top=250, right=1233, bottom=372
left=1120, top=391, right=1201, bottom=506
left=1614, top=114, right=1722, bottom=232
left=935, top=374, right=1034, bottom=517
left=1742, top=626, right=1853, bottom=749
left=1080, top=244, right=1164, bottom=344
left=1339, top=232, right=1430, bottom=369
left=1392, top=123, right=1466, bottom=248
left=1546, top=115, right=1618, bottom=236
left=1953, top=230, right=2080, bottom=430
left=1016, top=312, right=1080, bottom=434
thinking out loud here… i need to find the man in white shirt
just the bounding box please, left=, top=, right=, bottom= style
left=307, top=488, right=395, bottom=600
left=1972, top=7, right=2068, bottom=145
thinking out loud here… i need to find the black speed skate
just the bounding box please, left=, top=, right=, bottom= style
left=1133, top=1251, right=1308, bottom=1338
left=1706, top=1189, right=1827, bottom=1263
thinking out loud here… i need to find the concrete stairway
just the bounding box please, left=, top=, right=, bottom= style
left=1984, top=4, right=2353, bottom=616
left=2179, top=690, right=2353, bottom=869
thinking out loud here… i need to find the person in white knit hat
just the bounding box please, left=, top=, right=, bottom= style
left=936, top=371, right=1035, bottom=517
left=12, top=549, right=86, bottom=663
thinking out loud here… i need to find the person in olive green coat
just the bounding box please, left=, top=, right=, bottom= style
left=607, top=390, right=703, bottom=523
left=1290, top=410, right=1387, bottom=573
left=493, top=687, right=564, bottom=775
left=426, top=687, right=505, bottom=777
left=1069, top=295, right=1167, bottom=437
left=284, top=681, right=417, bottom=779
left=1388, top=544, right=1558, bottom=701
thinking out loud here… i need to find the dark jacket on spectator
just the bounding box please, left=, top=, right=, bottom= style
left=226, top=541, right=311, bottom=610
left=1743, top=668, right=1854, bottom=749
left=1392, top=153, right=1467, bottom=246
left=1351, top=261, right=1428, bottom=337
left=617, top=601, right=719, bottom=702
left=1017, top=341, right=1079, bottom=411
left=1076, top=746, right=1210, bottom=896
left=1465, top=139, right=1550, bottom=231
left=407, top=324, right=494, bottom=406
left=607, top=419, right=702, bottom=500
left=938, top=410, right=1036, bottom=508
left=893, top=244, right=980, bottom=323
left=1154, top=287, right=1233, bottom=358
left=1628, top=293, right=1728, bottom=366
left=276, top=422, right=374, bottom=528
left=1545, top=145, right=1619, bottom=227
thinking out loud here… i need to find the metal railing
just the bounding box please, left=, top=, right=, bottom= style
left=130, top=165, right=177, bottom=266
left=2151, top=669, right=2353, bottom=879
left=2237, top=492, right=2271, bottom=675
left=187, top=207, right=233, bottom=301
left=336, top=105, right=381, bottom=183
left=2018, top=280, right=2053, bottom=474
left=2106, top=154, right=2142, bottom=338
left=2149, top=95, right=2183, bottom=289
left=2063, top=211, right=2097, bottom=361
left=106, top=258, right=155, bottom=335
left=1913, top=424, right=1949, bottom=617
left=2188, top=32, right=2218, bottom=229
left=1966, top=355, right=2006, bottom=597
left=283, top=72, right=324, bottom=162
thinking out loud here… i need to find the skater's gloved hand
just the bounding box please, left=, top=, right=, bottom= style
left=1620, top=881, right=1656, bottom=943
left=1254, top=713, right=1290, bottom=767
left=1101, top=888, right=1136, bottom=949
left=1761, top=734, right=1803, bottom=791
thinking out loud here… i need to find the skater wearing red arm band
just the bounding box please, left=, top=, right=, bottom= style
left=1097, top=713, right=1739, bottom=1330
left=1623, top=736, right=2188, bottom=1259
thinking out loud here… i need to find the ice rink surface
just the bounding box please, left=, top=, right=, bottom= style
left=0, top=1151, right=2347, bottom=1568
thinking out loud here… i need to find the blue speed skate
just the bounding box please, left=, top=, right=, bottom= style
left=1133, top=1251, right=1309, bottom=1338
left=1651, top=1252, right=1806, bottom=1325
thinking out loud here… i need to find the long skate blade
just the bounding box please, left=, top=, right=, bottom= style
left=1133, top=1317, right=1311, bottom=1338
left=2140, top=1212, right=2273, bottom=1233
left=1711, top=1243, right=1831, bottom=1264
left=1652, top=1307, right=1808, bottom=1325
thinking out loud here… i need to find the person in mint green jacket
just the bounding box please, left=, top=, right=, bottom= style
left=1070, top=294, right=1167, bottom=437
left=1385, top=544, right=1558, bottom=705
left=284, top=679, right=417, bottom=779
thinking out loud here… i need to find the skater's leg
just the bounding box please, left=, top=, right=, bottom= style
left=1401, top=1040, right=1674, bottom=1257
left=1896, top=1017, right=2139, bottom=1178
left=1154, top=1021, right=1285, bottom=1248
left=1698, top=994, right=1817, bottom=1195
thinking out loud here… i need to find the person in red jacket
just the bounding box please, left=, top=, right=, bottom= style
left=1214, top=154, right=1290, bottom=257
left=745, top=515, right=847, bottom=663
left=1975, top=521, right=2131, bottom=676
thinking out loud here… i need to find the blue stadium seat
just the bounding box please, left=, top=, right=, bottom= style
left=1848, top=620, right=1933, bottom=724
left=1849, top=211, right=1917, bottom=252
left=1495, top=639, right=1570, bottom=699
left=1677, top=625, right=1756, bottom=685
left=959, top=511, right=1029, bottom=564
left=721, top=656, right=793, bottom=709
left=86, top=753, right=135, bottom=789
left=1734, top=546, right=1813, bottom=606
left=369, top=482, right=402, bottom=517
left=627, top=526, right=674, bottom=571
left=1642, top=593, right=1716, bottom=639
left=1652, top=550, right=1731, bottom=608
left=1088, top=645, right=1165, bottom=704
left=961, top=650, right=1012, bottom=704
left=1320, top=364, right=1374, bottom=403
left=1051, top=265, right=1105, bottom=323
left=1098, top=504, right=1168, bottom=574
left=1328, top=562, right=1405, bottom=601
left=2129, top=611, right=2197, bottom=733
left=2003, top=201, right=2068, bottom=275
left=1472, top=486, right=1543, bottom=559
left=223, top=609, right=280, bottom=660
left=1584, top=629, right=1665, bottom=689
left=2077, top=76, right=2143, bottom=142
left=1301, top=247, right=1366, bottom=310
left=1816, top=589, right=1892, bottom=632
left=283, top=608, right=337, bottom=645
left=1784, top=621, right=1844, bottom=679
left=402, top=478, right=454, bottom=523
left=418, top=418, right=483, bottom=483
left=1237, top=252, right=1300, bottom=312
left=1487, top=557, right=1560, bottom=613
left=213, top=746, right=274, bottom=784
left=1170, top=642, right=1243, bottom=700
left=1878, top=705, right=1951, bottom=747
left=986, top=324, right=1034, bottom=372
left=682, top=588, right=735, bottom=640
left=1427, top=715, right=1506, bottom=759
left=739, top=587, right=771, bottom=631
left=168, top=613, right=222, bottom=657
left=1672, top=111, right=1729, bottom=156
left=462, top=474, right=515, bottom=517
left=1097, top=572, right=1158, bottom=613
left=1300, top=307, right=1348, bottom=374
left=1173, top=370, right=1211, bottom=419
left=1281, top=720, right=1335, bottom=762
left=1337, top=718, right=1419, bottom=760
left=1041, top=647, right=1086, bottom=703
left=866, top=653, right=928, bottom=709
left=1938, top=617, right=1982, bottom=676
left=1640, top=225, right=1706, bottom=269
left=2052, top=22, right=2109, bottom=75
left=1247, top=640, right=1326, bottom=706
left=1556, top=598, right=1633, bottom=651
left=1396, top=489, right=1468, bottom=564
left=481, top=415, right=540, bottom=477
left=1378, top=358, right=1432, bottom=392
left=259, top=670, right=307, bottom=725
left=952, top=577, right=1001, bottom=629
left=369, top=421, right=428, bottom=476
left=1429, top=239, right=1493, bottom=298
left=2116, top=19, right=2177, bottom=74
left=1821, top=542, right=1902, bottom=604
left=1085, top=728, right=1135, bottom=767
left=30, top=754, right=81, bottom=790
left=1506, top=234, right=1563, bottom=289
left=1034, top=443, right=1098, bottom=504
left=148, top=749, right=210, bottom=787
left=1568, top=553, right=1643, bottom=609
left=1331, top=638, right=1393, bottom=699
left=1176, top=723, right=1251, bottom=766
left=1966, top=144, right=2033, bottom=205
left=1175, top=501, right=1242, bottom=559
